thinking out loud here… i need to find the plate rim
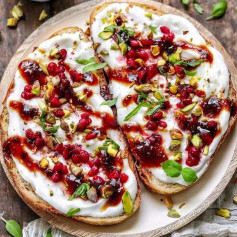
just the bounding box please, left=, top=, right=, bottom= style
left=0, top=0, right=237, bottom=236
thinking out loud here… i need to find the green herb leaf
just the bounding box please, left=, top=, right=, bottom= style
left=46, top=227, right=52, bottom=237
left=146, top=99, right=165, bottom=116
left=39, top=110, right=59, bottom=134
left=66, top=208, right=80, bottom=217
left=104, top=25, right=122, bottom=32
left=76, top=57, right=96, bottom=65
left=103, top=139, right=120, bottom=149
left=158, top=66, right=170, bottom=78
left=182, top=68, right=197, bottom=76
left=206, top=1, right=227, bottom=20
left=174, top=59, right=204, bottom=67
left=68, top=183, right=90, bottom=201
left=1, top=217, right=22, bottom=237
left=149, top=25, right=158, bottom=34
left=181, top=0, right=189, bottom=6
left=161, top=160, right=182, bottom=177
left=181, top=167, right=198, bottom=183
left=193, top=0, right=204, bottom=14
left=82, top=62, right=107, bottom=74
left=101, top=97, right=117, bottom=107
left=138, top=91, right=148, bottom=102
left=167, top=209, right=181, bottom=218
left=103, top=25, right=135, bottom=36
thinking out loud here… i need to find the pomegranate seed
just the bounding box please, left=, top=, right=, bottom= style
left=53, top=109, right=65, bottom=117
left=21, top=91, right=34, bottom=100
left=50, top=97, right=61, bottom=107
left=56, top=65, right=65, bottom=74
left=77, top=118, right=89, bottom=131
left=146, top=64, right=158, bottom=81
left=51, top=172, right=61, bottom=182
left=89, top=158, right=100, bottom=168
left=188, top=146, right=200, bottom=157
left=208, top=120, right=217, bottom=128
left=25, top=129, right=36, bottom=140
left=109, top=170, right=120, bottom=179
left=79, top=150, right=89, bottom=162
left=72, top=154, right=81, bottom=163
left=53, top=162, right=63, bottom=172
left=47, top=62, right=58, bottom=76
left=141, top=39, right=153, bottom=46
left=127, top=49, right=137, bottom=58
left=163, top=32, right=175, bottom=42
left=88, top=165, right=99, bottom=176
left=59, top=49, right=67, bottom=61
left=81, top=112, right=90, bottom=119
left=137, top=67, right=147, bottom=81
left=35, top=137, right=45, bottom=148
left=180, top=90, right=189, bottom=98
left=62, top=165, right=68, bottom=174
left=146, top=121, right=158, bottom=130
left=160, top=26, right=170, bottom=34
left=176, top=102, right=185, bottom=109
left=85, top=132, right=97, bottom=140
left=127, top=58, right=138, bottom=69
left=54, top=144, right=62, bottom=152
left=195, top=90, right=206, bottom=98
left=62, top=149, right=69, bottom=159
left=24, top=85, right=32, bottom=92
left=59, top=72, right=66, bottom=80
left=186, top=154, right=199, bottom=167
left=200, top=133, right=213, bottom=145
left=183, top=98, right=192, bottom=106
left=158, top=121, right=167, bottom=128
left=93, top=175, right=104, bottom=184
left=151, top=111, right=163, bottom=120
left=148, top=136, right=156, bottom=144
left=130, top=40, right=141, bottom=48
left=186, top=87, right=193, bottom=93
left=120, top=173, right=129, bottom=183
left=174, top=65, right=185, bottom=78
left=137, top=49, right=149, bottom=60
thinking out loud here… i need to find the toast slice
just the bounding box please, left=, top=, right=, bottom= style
left=89, top=2, right=237, bottom=195
left=0, top=27, right=141, bottom=225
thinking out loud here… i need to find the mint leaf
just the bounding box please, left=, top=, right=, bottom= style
left=101, top=97, right=117, bottom=107
left=183, top=68, right=197, bottom=76
left=206, top=1, right=228, bottom=20
left=76, top=57, right=96, bottom=65
left=66, top=208, right=80, bottom=217
left=149, top=25, right=158, bottom=34
left=68, top=183, right=90, bottom=201
left=103, top=25, right=135, bottom=36
left=161, top=160, right=182, bottom=177
left=182, top=167, right=198, bottom=183
left=174, top=59, right=204, bottom=67
left=182, top=0, right=189, bottom=6
left=146, top=99, right=165, bottom=116
left=100, top=139, right=120, bottom=150
left=82, top=62, right=107, bottom=73
left=39, top=110, right=59, bottom=134
left=1, top=217, right=22, bottom=237
left=46, top=227, right=52, bottom=237
left=193, top=0, right=204, bottom=14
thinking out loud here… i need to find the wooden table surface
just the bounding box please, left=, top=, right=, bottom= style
left=0, top=0, right=236, bottom=236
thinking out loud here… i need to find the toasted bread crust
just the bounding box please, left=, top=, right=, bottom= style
left=0, top=27, right=141, bottom=225
left=89, top=2, right=237, bottom=195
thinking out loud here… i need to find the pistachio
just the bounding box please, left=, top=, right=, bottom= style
left=174, top=110, right=183, bottom=117
left=216, top=208, right=231, bottom=218
left=164, top=196, right=173, bottom=209
left=134, top=84, right=154, bottom=93
left=50, top=48, right=60, bottom=58
left=233, top=196, right=237, bottom=204
left=169, top=85, right=178, bottom=94
left=192, top=106, right=202, bottom=117
left=51, top=157, right=58, bottom=163
left=60, top=119, right=69, bottom=132
left=69, top=163, right=83, bottom=177
left=191, top=134, right=202, bottom=147
left=39, top=101, right=47, bottom=111
left=87, top=187, right=98, bottom=203
left=107, top=143, right=118, bottom=157
left=169, top=50, right=181, bottom=64
left=203, top=145, right=209, bottom=155
left=100, top=185, right=114, bottom=198
left=135, top=58, right=144, bottom=67
left=179, top=202, right=186, bottom=209
left=153, top=90, right=164, bottom=100
left=93, top=42, right=101, bottom=51
left=186, top=133, right=192, bottom=149
left=85, top=27, right=90, bottom=36
left=150, top=45, right=160, bottom=56
left=40, top=158, right=49, bottom=169
left=45, top=113, right=56, bottom=124
left=157, top=59, right=166, bottom=66
left=63, top=110, right=71, bottom=118
left=45, top=135, right=55, bottom=150
left=11, top=5, right=23, bottom=20
left=45, top=82, right=54, bottom=100
left=181, top=103, right=196, bottom=112
left=77, top=92, right=87, bottom=102
left=72, top=82, right=82, bottom=88
left=111, top=43, right=119, bottom=50
left=7, top=18, right=18, bottom=27
left=174, top=152, right=182, bottom=161
left=122, top=191, right=133, bottom=214
left=119, top=42, right=128, bottom=55
left=32, top=81, right=40, bottom=96
left=169, top=140, right=181, bottom=151
left=100, top=50, right=109, bottom=56
left=102, top=17, right=108, bottom=24
left=175, top=78, right=180, bottom=85
left=169, top=66, right=175, bottom=75
left=59, top=98, right=67, bottom=104
left=98, top=31, right=113, bottom=40
left=107, top=10, right=112, bottom=17
left=39, top=63, right=49, bottom=75
left=84, top=129, right=92, bottom=134
left=145, top=12, right=152, bottom=19
left=170, top=129, right=183, bottom=140
left=190, top=76, right=198, bottom=87
left=163, top=52, right=169, bottom=61
left=50, top=190, right=54, bottom=196
left=71, top=122, right=78, bottom=134
left=167, top=209, right=181, bottom=218
left=39, top=10, right=48, bottom=21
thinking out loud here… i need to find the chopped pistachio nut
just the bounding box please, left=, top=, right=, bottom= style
left=233, top=196, right=237, bottom=204
left=134, top=58, right=144, bottom=67
left=192, top=106, right=202, bottom=117
left=50, top=48, right=60, bottom=58
left=163, top=52, right=169, bottom=61
left=157, top=59, right=166, bottom=66
left=174, top=110, right=184, bottom=117
left=39, top=101, right=47, bottom=111
left=51, top=157, right=58, bottom=163
left=179, top=202, right=186, bottom=209
left=150, top=45, right=160, bottom=56
left=77, top=92, right=87, bottom=102
left=39, top=63, right=49, bottom=75
left=216, top=208, right=231, bottom=218
left=111, top=43, right=119, bottom=50
left=102, top=17, right=108, bottom=24
left=169, top=140, right=181, bottom=151
left=174, top=152, right=182, bottom=161
left=203, top=145, right=209, bottom=155
left=107, top=10, right=112, bottom=17
left=100, top=50, right=109, bottom=56
left=170, top=129, right=183, bottom=140
left=145, top=12, right=152, bottom=19
left=87, top=187, right=98, bottom=203
left=100, top=185, right=114, bottom=198
left=154, top=90, right=164, bottom=100
left=186, top=133, right=192, bottom=148
left=31, top=87, right=40, bottom=96
left=45, top=113, right=56, bottom=124
left=190, top=76, right=198, bottom=87
left=175, top=78, right=180, bottom=85
left=50, top=190, right=54, bottom=196
left=181, top=103, right=196, bottom=112
left=93, top=42, right=101, bottom=51
left=191, top=134, right=202, bottom=147
left=107, top=143, right=118, bottom=157
left=40, top=158, right=49, bottom=169
left=11, top=5, right=23, bottom=20
left=119, top=42, right=128, bottom=55
left=167, top=209, right=181, bottom=218
left=7, top=18, right=18, bottom=27
left=39, top=10, right=48, bottom=21
left=169, top=66, right=175, bottom=75
left=135, top=84, right=154, bottom=93
left=63, top=110, right=71, bottom=118
left=169, top=50, right=181, bottom=64
left=164, top=196, right=173, bottom=209
left=169, top=85, right=178, bottom=94
left=60, top=119, right=69, bottom=132
left=69, top=163, right=82, bottom=177
left=122, top=191, right=133, bottom=214
left=98, top=31, right=113, bottom=40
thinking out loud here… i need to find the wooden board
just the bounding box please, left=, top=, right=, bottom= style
left=0, top=0, right=237, bottom=236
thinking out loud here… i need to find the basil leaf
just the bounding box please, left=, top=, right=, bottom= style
left=193, top=0, right=204, bottom=14
left=66, top=208, right=80, bottom=217
left=1, top=217, right=22, bottom=237
left=182, top=68, right=197, bottom=76
left=82, top=62, right=107, bottom=73
left=68, top=183, right=90, bottom=201
left=76, top=57, right=96, bottom=65
left=146, top=99, right=165, bottom=116
left=182, top=0, right=189, bottom=6
left=46, top=227, right=52, bottom=237
left=39, top=110, right=59, bottom=134
left=181, top=167, right=198, bottom=183
left=101, top=97, right=117, bottom=107
left=174, top=59, right=204, bottom=67
left=206, top=1, right=227, bottom=20
left=161, top=160, right=182, bottom=177
left=149, top=25, right=158, bottom=34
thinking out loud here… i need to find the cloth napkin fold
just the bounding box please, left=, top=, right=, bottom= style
left=22, top=170, right=237, bottom=237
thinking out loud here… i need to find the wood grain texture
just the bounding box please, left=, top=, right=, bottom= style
left=0, top=0, right=236, bottom=236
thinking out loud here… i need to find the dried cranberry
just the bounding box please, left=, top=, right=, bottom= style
left=35, top=137, right=45, bottom=148
left=47, top=62, right=58, bottom=76
left=120, top=173, right=129, bottom=183
left=79, top=150, right=89, bottom=162
left=54, top=162, right=63, bottom=172
left=188, top=146, right=200, bottom=157
left=25, top=128, right=36, bottom=140
left=24, top=85, right=32, bottom=92
left=88, top=165, right=99, bottom=176
left=129, top=40, right=141, bottom=48
left=51, top=172, right=61, bottom=182
left=160, top=26, right=171, bottom=34
left=146, top=121, right=158, bottom=130
left=151, top=111, right=163, bottom=120
left=59, top=49, right=67, bottom=61
left=158, top=121, right=167, bottom=128
left=50, top=97, right=61, bottom=107
left=21, top=91, right=34, bottom=100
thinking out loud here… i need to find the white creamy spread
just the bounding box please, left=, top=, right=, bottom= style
left=6, top=31, right=137, bottom=217
left=91, top=3, right=230, bottom=186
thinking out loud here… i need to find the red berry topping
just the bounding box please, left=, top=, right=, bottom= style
left=21, top=91, right=34, bottom=100
left=47, top=62, right=58, bottom=76
left=53, top=109, right=65, bottom=117
left=160, top=26, right=171, bottom=34
left=53, top=162, right=63, bottom=172
left=35, top=137, right=45, bottom=148
left=195, top=90, right=206, bottom=98
left=146, top=121, right=158, bottom=130
left=51, top=172, right=61, bottom=182
left=25, top=128, right=36, bottom=140
left=109, top=170, right=120, bottom=179
left=88, top=165, right=99, bottom=176
left=129, top=40, right=141, bottom=48
left=158, top=121, right=167, bottom=128
left=24, top=85, right=32, bottom=92
left=49, top=97, right=61, bottom=107
left=59, top=49, right=67, bottom=61
left=79, top=150, right=89, bottom=162
left=120, top=173, right=129, bottom=183
left=151, top=111, right=163, bottom=120
left=72, top=154, right=80, bottom=163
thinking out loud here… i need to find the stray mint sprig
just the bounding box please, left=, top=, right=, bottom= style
left=193, top=0, right=204, bottom=14
left=181, top=0, right=189, bottom=6
left=206, top=1, right=228, bottom=20
left=46, top=227, right=52, bottom=237
left=1, top=215, right=22, bottom=237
